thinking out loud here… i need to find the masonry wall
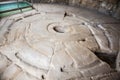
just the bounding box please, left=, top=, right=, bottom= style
left=33, top=0, right=120, bottom=19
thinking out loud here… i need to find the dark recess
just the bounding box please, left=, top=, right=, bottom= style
left=94, top=52, right=117, bottom=69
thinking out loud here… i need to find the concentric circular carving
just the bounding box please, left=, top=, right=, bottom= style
left=0, top=4, right=120, bottom=80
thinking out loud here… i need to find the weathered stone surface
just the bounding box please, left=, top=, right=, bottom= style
left=0, top=4, right=120, bottom=80
left=114, top=7, right=120, bottom=19
left=116, top=40, right=120, bottom=71
left=1, top=64, right=21, bottom=80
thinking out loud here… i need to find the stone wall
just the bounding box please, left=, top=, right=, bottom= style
left=33, top=0, right=120, bottom=19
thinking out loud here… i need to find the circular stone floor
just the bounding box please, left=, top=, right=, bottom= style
left=0, top=4, right=120, bottom=80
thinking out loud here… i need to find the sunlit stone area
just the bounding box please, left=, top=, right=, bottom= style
left=0, top=0, right=120, bottom=80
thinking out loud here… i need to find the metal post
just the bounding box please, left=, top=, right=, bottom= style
left=17, top=0, right=22, bottom=13
left=31, top=0, right=35, bottom=10
left=31, top=0, right=33, bottom=6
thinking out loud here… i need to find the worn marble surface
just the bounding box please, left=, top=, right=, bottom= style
left=0, top=4, right=120, bottom=80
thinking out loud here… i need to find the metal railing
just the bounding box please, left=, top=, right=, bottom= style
left=0, top=0, right=34, bottom=13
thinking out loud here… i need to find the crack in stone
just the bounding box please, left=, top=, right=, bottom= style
left=0, top=52, right=12, bottom=63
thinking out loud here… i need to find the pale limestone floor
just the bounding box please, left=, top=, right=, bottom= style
left=0, top=4, right=120, bottom=80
